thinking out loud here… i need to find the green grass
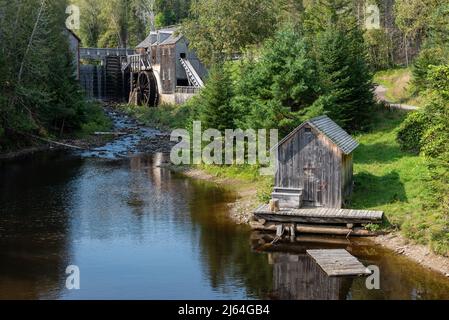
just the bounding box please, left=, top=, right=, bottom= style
left=351, top=109, right=447, bottom=254
left=197, top=164, right=273, bottom=203
left=351, top=110, right=429, bottom=227
left=374, top=68, right=424, bottom=107
left=117, top=103, right=192, bottom=130
left=76, top=102, right=113, bottom=138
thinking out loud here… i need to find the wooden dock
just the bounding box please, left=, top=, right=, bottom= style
left=307, top=249, right=372, bottom=277
left=254, top=204, right=383, bottom=225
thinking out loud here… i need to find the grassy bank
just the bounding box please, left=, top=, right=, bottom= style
left=75, top=102, right=113, bottom=138
left=117, top=103, right=192, bottom=130
left=374, top=68, right=424, bottom=107
left=0, top=102, right=112, bottom=154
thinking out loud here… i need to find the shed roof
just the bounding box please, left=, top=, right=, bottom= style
left=65, top=27, right=81, bottom=43
left=277, top=115, right=359, bottom=155
left=136, top=26, right=183, bottom=48
left=159, top=33, right=183, bottom=45
left=136, top=33, right=157, bottom=49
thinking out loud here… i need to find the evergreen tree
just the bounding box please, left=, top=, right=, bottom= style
left=197, top=64, right=235, bottom=132
left=154, top=0, right=190, bottom=28
left=232, top=26, right=320, bottom=136
left=314, top=28, right=375, bottom=131
left=305, top=0, right=375, bottom=132
left=0, top=0, right=88, bottom=148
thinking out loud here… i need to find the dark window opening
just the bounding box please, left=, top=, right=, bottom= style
left=305, top=128, right=312, bottom=133
left=177, top=79, right=190, bottom=86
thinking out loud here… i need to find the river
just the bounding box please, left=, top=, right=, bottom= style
left=1, top=126, right=449, bottom=299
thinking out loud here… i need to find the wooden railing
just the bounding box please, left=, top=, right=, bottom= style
left=175, top=86, right=201, bottom=94
left=80, top=48, right=135, bottom=60
left=128, top=53, right=152, bottom=73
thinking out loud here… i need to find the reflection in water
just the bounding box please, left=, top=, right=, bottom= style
left=1, top=151, right=449, bottom=300
left=251, top=234, right=449, bottom=300
left=270, top=253, right=353, bottom=300
left=0, top=152, right=80, bottom=299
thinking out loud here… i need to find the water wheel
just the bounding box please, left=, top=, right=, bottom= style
left=137, top=71, right=158, bottom=107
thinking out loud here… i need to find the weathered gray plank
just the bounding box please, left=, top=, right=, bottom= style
left=307, top=249, right=371, bottom=277
left=254, top=206, right=383, bottom=224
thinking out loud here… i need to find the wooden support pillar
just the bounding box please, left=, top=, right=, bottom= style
left=269, top=199, right=280, bottom=212
left=289, top=223, right=296, bottom=242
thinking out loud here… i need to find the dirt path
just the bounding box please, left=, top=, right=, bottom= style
left=374, top=85, right=419, bottom=111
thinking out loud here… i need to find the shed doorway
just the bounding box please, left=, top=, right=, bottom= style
left=303, top=167, right=322, bottom=207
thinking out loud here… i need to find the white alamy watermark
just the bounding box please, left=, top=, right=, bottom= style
left=65, top=5, right=80, bottom=30
left=365, top=4, right=380, bottom=30
left=366, top=265, right=380, bottom=290
left=65, top=265, right=80, bottom=290
left=170, top=122, right=278, bottom=175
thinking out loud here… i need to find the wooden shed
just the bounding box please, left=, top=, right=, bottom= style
left=273, top=115, right=359, bottom=209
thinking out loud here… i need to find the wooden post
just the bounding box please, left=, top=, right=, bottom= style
left=276, top=224, right=284, bottom=237
left=291, top=224, right=296, bottom=237
left=289, top=223, right=296, bottom=242
left=269, top=199, right=280, bottom=212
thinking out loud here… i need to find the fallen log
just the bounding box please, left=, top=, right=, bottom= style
left=94, top=131, right=127, bottom=136
left=28, top=134, right=85, bottom=150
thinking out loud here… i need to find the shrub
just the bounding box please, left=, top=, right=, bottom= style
left=396, top=111, right=429, bottom=154
left=412, top=47, right=446, bottom=93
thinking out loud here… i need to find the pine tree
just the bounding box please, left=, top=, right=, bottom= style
left=197, top=64, right=235, bottom=132
left=232, top=26, right=319, bottom=136
left=306, top=0, right=375, bottom=132
left=0, top=0, right=89, bottom=147
left=314, top=28, right=375, bottom=132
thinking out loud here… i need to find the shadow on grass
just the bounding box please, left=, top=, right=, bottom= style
left=354, top=142, right=405, bottom=164
left=351, top=171, right=407, bottom=208
left=365, top=108, right=408, bottom=133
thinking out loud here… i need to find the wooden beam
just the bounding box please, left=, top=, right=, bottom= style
left=249, top=221, right=379, bottom=237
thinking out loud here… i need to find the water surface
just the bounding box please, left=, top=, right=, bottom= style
left=1, top=151, right=448, bottom=300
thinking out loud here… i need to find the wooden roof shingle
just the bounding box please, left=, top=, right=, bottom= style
left=309, top=116, right=359, bottom=155
left=275, top=115, right=359, bottom=155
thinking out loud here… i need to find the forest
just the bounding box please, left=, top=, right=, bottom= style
left=0, top=0, right=448, bottom=254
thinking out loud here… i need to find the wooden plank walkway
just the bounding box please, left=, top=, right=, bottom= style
left=307, top=249, right=372, bottom=277
left=254, top=204, right=383, bottom=224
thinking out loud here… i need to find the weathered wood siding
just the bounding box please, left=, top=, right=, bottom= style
left=160, top=44, right=176, bottom=94
left=275, top=125, right=344, bottom=208
left=341, top=153, right=353, bottom=206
